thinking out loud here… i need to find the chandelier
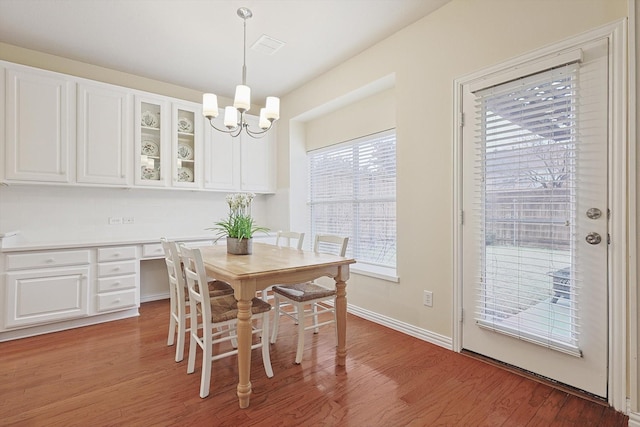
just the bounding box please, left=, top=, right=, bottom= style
left=202, top=7, right=280, bottom=138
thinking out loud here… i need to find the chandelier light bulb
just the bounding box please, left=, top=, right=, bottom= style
left=259, top=108, right=270, bottom=129
left=233, top=85, right=251, bottom=112
left=224, top=106, right=238, bottom=129
left=265, top=97, right=280, bottom=121
left=203, top=93, right=219, bottom=118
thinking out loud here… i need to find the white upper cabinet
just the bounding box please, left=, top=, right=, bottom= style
left=204, top=114, right=240, bottom=191
left=203, top=114, right=276, bottom=193
left=171, top=101, right=202, bottom=188
left=1, top=61, right=276, bottom=192
left=240, top=115, right=276, bottom=193
left=134, top=95, right=170, bottom=187
left=76, top=81, right=132, bottom=185
left=4, top=65, right=75, bottom=183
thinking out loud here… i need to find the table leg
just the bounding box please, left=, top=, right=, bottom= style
left=335, top=278, right=347, bottom=366
left=236, top=298, right=253, bottom=408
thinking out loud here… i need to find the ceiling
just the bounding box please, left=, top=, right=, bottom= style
left=0, top=0, right=448, bottom=101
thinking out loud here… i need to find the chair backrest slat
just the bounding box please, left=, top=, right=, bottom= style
left=275, top=231, right=305, bottom=250
left=179, top=245, right=212, bottom=324
left=313, top=234, right=349, bottom=257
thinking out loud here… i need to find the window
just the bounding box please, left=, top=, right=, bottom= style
left=307, top=129, right=396, bottom=277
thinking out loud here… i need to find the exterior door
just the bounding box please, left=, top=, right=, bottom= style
left=461, top=38, right=609, bottom=397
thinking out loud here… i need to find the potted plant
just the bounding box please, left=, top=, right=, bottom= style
left=209, top=192, right=268, bottom=255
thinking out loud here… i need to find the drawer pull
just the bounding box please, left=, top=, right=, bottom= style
left=114, top=253, right=121, bottom=257
left=113, top=267, right=121, bottom=271
left=113, top=282, right=121, bottom=286
left=114, top=299, right=121, bottom=303
left=46, top=258, right=55, bottom=263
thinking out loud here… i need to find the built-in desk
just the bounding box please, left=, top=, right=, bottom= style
left=0, top=234, right=237, bottom=342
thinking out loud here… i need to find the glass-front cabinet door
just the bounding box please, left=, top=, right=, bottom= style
left=172, top=102, right=202, bottom=188
left=135, top=96, right=169, bottom=187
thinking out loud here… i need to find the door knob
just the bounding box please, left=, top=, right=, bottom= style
left=585, top=232, right=602, bottom=245
left=586, top=208, right=602, bottom=219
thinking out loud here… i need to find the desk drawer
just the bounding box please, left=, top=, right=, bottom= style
left=97, top=246, right=137, bottom=262
left=141, top=243, right=164, bottom=258
left=6, top=250, right=91, bottom=270
left=97, top=260, right=137, bottom=277
left=96, top=289, right=136, bottom=312
left=97, top=274, right=136, bottom=292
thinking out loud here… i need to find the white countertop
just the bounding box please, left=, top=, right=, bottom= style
left=0, top=233, right=221, bottom=252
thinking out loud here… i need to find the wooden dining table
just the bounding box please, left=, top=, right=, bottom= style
left=198, top=242, right=356, bottom=408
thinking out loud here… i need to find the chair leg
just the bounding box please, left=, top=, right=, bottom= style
left=261, top=311, right=274, bottom=378
left=167, top=317, right=176, bottom=346
left=167, top=299, right=177, bottom=346
left=270, top=294, right=281, bottom=344
left=175, top=319, right=185, bottom=362
left=199, top=327, right=213, bottom=398
left=187, top=332, right=197, bottom=374
left=313, top=303, right=320, bottom=334
left=229, top=325, right=238, bottom=349
left=295, top=302, right=305, bottom=364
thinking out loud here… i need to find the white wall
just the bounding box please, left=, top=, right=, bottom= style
left=0, top=185, right=269, bottom=246
left=274, top=0, right=628, bottom=338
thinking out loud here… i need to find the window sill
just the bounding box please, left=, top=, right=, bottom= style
left=351, top=263, right=399, bottom=283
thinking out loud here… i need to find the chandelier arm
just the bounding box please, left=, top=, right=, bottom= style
left=206, top=118, right=243, bottom=137
left=244, top=123, right=273, bottom=139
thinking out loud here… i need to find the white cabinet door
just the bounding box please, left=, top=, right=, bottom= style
left=5, top=266, right=90, bottom=328
left=5, top=66, right=75, bottom=183
left=134, top=95, right=170, bottom=187
left=172, top=101, right=202, bottom=188
left=77, top=81, right=132, bottom=185
left=204, top=115, right=240, bottom=190
left=240, top=116, right=275, bottom=193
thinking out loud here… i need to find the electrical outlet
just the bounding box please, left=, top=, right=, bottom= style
left=122, top=217, right=135, bottom=224
left=108, top=217, right=122, bottom=225
left=423, top=290, right=433, bottom=307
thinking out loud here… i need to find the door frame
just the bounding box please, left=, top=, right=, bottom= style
left=452, top=19, right=630, bottom=411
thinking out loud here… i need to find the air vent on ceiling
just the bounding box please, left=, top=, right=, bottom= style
left=251, top=34, right=285, bottom=56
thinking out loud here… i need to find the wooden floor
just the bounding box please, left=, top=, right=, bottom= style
left=0, top=300, right=628, bottom=426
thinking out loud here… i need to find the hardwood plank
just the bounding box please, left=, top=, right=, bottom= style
left=0, top=300, right=627, bottom=426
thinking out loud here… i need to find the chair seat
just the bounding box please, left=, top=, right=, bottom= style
left=208, top=280, right=234, bottom=297
left=209, top=295, right=272, bottom=323
left=272, top=282, right=336, bottom=302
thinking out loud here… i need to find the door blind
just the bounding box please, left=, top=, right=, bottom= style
left=472, top=63, right=582, bottom=356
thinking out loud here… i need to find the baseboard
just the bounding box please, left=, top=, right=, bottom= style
left=346, top=303, right=453, bottom=350
left=141, top=292, right=169, bottom=303
left=629, top=411, right=640, bottom=427
left=0, top=308, right=139, bottom=342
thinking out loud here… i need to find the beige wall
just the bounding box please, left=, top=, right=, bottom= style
left=275, top=0, right=628, bottom=338
left=305, top=88, right=395, bottom=152
left=0, top=41, right=229, bottom=105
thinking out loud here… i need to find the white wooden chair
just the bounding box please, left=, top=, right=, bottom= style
left=259, top=231, right=305, bottom=301
left=270, top=234, right=349, bottom=364
left=161, top=238, right=233, bottom=363
left=180, top=245, right=274, bottom=398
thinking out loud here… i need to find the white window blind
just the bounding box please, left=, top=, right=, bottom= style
left=473, top=63, right=582, bottom=356
left=308, top=129, right=396, bottom=268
